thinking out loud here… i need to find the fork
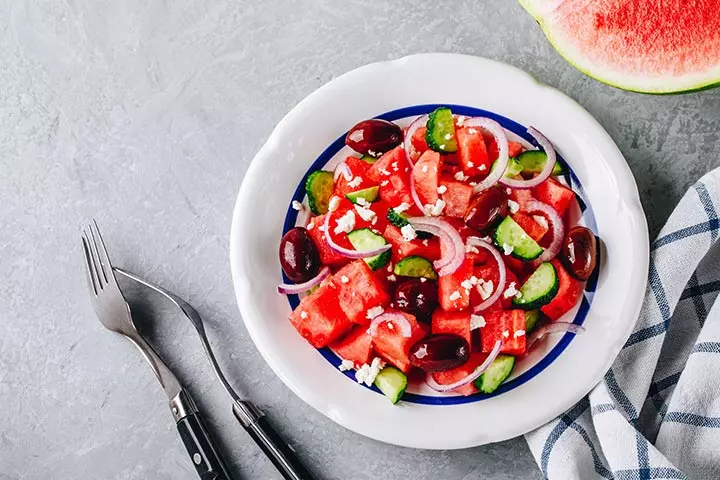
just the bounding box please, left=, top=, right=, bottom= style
left=81, top=220, right=232, bottom=480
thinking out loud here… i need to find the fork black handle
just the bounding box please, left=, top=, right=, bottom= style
left=176, top=410, right=233, bottom=480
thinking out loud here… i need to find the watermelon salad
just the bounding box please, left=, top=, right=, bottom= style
left=277, top=107, right=597, bottom=405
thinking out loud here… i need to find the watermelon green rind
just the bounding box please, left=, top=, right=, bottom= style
left=518, top=0, right=720, bottom=94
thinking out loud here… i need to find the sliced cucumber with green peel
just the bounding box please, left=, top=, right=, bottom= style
left=346, top=186, right=379, bottom=204
left=425, top=107, right=458, bottom=154
left=516, top=150, right=564, bottom=176
left=493, top=216, right=544, bottom=260
left=305, top=170, right=334, bottom=214
left=524, top=309, right=541, bottom=333
left=374, top=366, right=408, bottom=404
left=393, top=255, right=437, bottom=280
left=347, top=228, right=391, bottom=270
left=360, top=155, right=377, bottom=164
left=386, top=209, right=431, bottom=239
left=474, top=354, right=515, bottom=394
left=513, top=262, right=559, bottom=310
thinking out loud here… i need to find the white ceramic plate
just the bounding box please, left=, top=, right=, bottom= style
left=230, top=54, right=649, bottom=449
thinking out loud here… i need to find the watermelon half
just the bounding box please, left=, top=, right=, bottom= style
left=519, top=0, right=720, bottom=94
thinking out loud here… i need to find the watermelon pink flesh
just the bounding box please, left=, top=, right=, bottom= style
left=520, top=0, right=720, bottom=93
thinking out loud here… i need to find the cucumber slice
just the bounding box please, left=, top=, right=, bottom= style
left=347, top=228, right=391, bottom=270
left=516, top=150, right=565, bottom=176
left=425, top=107, right=458, bottom=154
left=386, top=209, right=431, bottom=239
left=393, top=255, right=438, bottom=280
left=524, top=309, right=541, bottom=333
left=493, top=216, right=544, bottom=260
left=305, top=170, right=335, bottom=214
left=512, top=262, right=559, bottom=310
left=346, top=186, right=379, bottom=204
left=374, top=366, right=408, bottom=404
left=360, top=155, right=377, bottom=164
left=474, top=354, right=515, bottom=394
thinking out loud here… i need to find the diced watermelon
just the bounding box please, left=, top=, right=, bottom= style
left=431, top=351, right=492, bottom=396
left=367, top=146, right=408, bottom=183
left=438, top=177, right=474, bottom=218
left=438, top=257, right=474, bottom=311
left=512, top=212, right=549, bottom=243
left=432, top=310, right=472, bottom=348
left=289, top=282, right=353, bottom=348
left=503, top=254, right=532, bottom=282
left=383, top=224, right=441, bottom=261
left=472, top=262, right=518, bottom=310
left=306, top=215, right=351, bottom=268
left=541, top=259, right=583, bottom=321
left=331, top=325, right=374, bottom=367
left=533, top=178, right=576, bottom=217
left=480, top=309, right=526, bottom=356
left=331, top=260, right=391, bottom=325
left=412, top=150, right=441, bottom=206
left=483, top=130, right=524, bottom=161
left=410, top=126, right=428, bottom=160
left=372, top=312, right=427, bottom=373
left=456, top=127, right=491, bottom=177
left=509, top=188, right=535, bottom=212
left=334, top=156, right=374, bottom=197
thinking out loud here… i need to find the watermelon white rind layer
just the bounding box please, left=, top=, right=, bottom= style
left=519, top=0, right=720, bottom=94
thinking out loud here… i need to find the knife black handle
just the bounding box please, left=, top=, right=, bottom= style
left=177, top=411, right=233, bottom=480
left=233, top=402, right=315, bottom=480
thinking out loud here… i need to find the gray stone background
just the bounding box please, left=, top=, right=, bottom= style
left=2, top=0, right=719, bottom=478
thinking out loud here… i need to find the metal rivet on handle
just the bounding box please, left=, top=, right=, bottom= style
left=193, top=453, right=202, bottom=465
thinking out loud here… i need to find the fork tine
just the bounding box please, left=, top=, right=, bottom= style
left=89, top=220, right=113, bottom=286
left=85, top=224, right=106, bottom=289
left=81, top=233, right=99, bottom=296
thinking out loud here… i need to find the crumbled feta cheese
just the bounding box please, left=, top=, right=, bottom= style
left=401, top=224, right=417, bottom=241
left=347, top=176, right=362, bottom=188
left=355, top=364, right=370, bottom=384
left=380, top=180, right=389, bottom=187
left=307, top=222, right=315, bottom=231
left=467, top=161, right=474, bottom=168
left=468, top=128, right=478, bottom=134
left=388, top=322, right=394, bottom=330
left=318, top=224, right=326, bottom=232
left=505, top=188, right=512, bottom=195
left=514, top=329, right=526, bottom=338
left=503, top=282, right=519, bottom=299
left=449, top=291, right=461, bottom=301
left=421, top=165, right=428, bottom=173
left=502, top=243, right=514, bottom=256
left=507, top=199, right=520, bottom=214
left=456, top=116, right=466, bottom=126
left=328, top=196, right=340, bottom=212
left=533, top=215, right=549, bottom=230
left=362, top=357, right=386, bottom=386
left=415, top=344, right=428, bottom=359
left=466, top=244, right=480, bottom=254
left=422, top=239, right=429, bottom=247
left=387, top=274, right=397, bottom=282
left=439, top=144, right=446, bottom=150
left=420, top=277, right=427, bottom=283
left=341, top=275, right=349, bottom=284
left=355, top=205, right=376, bottom=222
left=454, top=171, right=468, bottom=181
left=568, top=241, right=576, bottom=264
left=300, top=311, right=308, bottom=319
left=366, top=305, right=384, bottom=319
left=469, top=181, right=478, bottom=187
left=478, top=164, right=487, bottom=171
left=460, top=279, right=473, bottom=290
left=437, top=185, right=448, bottom=194
left=470, top=314, right=486, bottom=330
left=394, top=202, right=411, bottom=213
left=391, top=162, right=399, bottom=172
left=355, top=197, right=369, bottom=207
left=339, top=359, right=355, bottom=371
left=291, top=200, right=303, bottom=211
left=368, top=150, right=379, bottom=157
left=444, top=133, right=452, bottom=140
left=502, top=330, right=510, bottom=339
left=380, top=168, right=391, bottom=176
left=386, top=262, right=393, bottom=272
left=334, top=210, right=356, bottom=234
left=425, top=199, right=446, bottom=216
left=477, top=279, right=494, bottom=300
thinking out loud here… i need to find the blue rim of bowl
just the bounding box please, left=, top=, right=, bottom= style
left=281, top=104, right=598, bottom=405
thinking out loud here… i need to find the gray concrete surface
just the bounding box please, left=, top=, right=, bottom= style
left=2, top=0, right=720, bottom=478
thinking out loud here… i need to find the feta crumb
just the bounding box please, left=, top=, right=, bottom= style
left=307, top=222, right=315, bottom=231
left=339, top=359, right=355, bottom=371
left=421, top=165, right=428, bottom=173
left=422, top=239, right=429, bottom=247
left=460, top=279, right=473, bottom=290
left=466, top=244, right=480, bottom=254
left=505, top=188, right=512, bottom=195
left=533, top=215, right=549, bottom=230
left=355, top=363, right=370, bottom=384
left=387, top=274, right=397, bottom=282
left=318, top=224, right=326, bottom=232
left=454, top=171, right=468, bottom=181
left=456, top=115, right=466, bottom=126
left=355, top=205, right=376, bottom=222
left=394, top=202, right=411, bottom=213
left=380, top=180, right=389, bottom=187
left=502, top=243, right=514, bottom=256
left=449, top=291, right=461, bottom=301
left=388, top=322, right=394, bottom=330
left=478, top=164, right=487, bottom=171
left=366, top=305, right=384, bottom=319
left=300, top=311, right=308, bottom=319
left=415, top=344, right=428, bottom=359
left=291, top=200, right=304, bottom=211
left=444, top=133, right=452, bottom=140
left=391, top=161, right=399, bottom=172
left=568, top=241, right=576, bottom=264
left=425, top=199, right=446, bottom=216
left=503, top=282, right=519, bottom=299
left=420, top=277, right=427, bottom=283
left=359, top=357, right=385, bottom=386
left=468, top=128, right=478, bottom=134
left=380, top=168, right=391, bottom=176
left=368, top=150, right=379, bottom=157
left=507, top=199, right=520, bottom=214
left=437, top=185, right=448, bottom=194
left=470, top=314, right=486, bottom=330
left=514, top=329, right=526, bottom=338
left=477, top=279, right=494, bottom=300
left=469, top=181, right=478, bottom=187
left=467, top=161, right=474, bottom=168
left=356, top=197, right=369, bottom=207
left=334, top=210, right=356, bottom=234
left=386, top=262, right=393, bottom=272
left=439, top=144, right=446, bottom=150
left=347, top=176, right=362, bottom=188
left=502, top=330, right=510, bottom=339
left=341, top=275, right=349, bottom=284
left=401, top=224, right=417, bottom=242
left=328, top=196, right=340, bottom=212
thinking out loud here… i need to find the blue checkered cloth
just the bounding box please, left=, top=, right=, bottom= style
left=525, top=171, right=720, bottom=480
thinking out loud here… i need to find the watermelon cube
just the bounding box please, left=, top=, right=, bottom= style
left=512, top=212, right=549, bottom=243
left=410, top=126, right=428, bottom=159
left=367, top=147, right=408, bottom=183
left=412, top=150, right=441, bottom=206
left=438, top=177, right=474, bottom=218
left=438, top=257, right=474, bottom=311
left=472, top=263, right=519, bottom=310
left=432, top=310, right=472, bottom=348
left=480, top=310, right=526, bottom=356
left=509, top=188, right=535, bottom=212
left=332, top=260, right=391, bottom=325
left=383, top=224, right=441, bottom=261
left=306, top=215, right=351, bottom=268
left=331, top=325, right=374, bottom=367
left=334, top=156, right=374, bottom=197
left=541, top=259, right=583, bottom=321
left=456, top=127, right=490, bottom=177
left=289, top=283, right=353, bottom=348
left=483, top=130, right=524, bottom=161
left=431, top=351, right=492, bottom=396
left=533, top=178, right=575, bottom=217
left=372, top=311, right=427, bottom=373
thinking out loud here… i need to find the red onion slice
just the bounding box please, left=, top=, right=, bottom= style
left=277, top=266, right=331, bottom=295
left=404, top=115, right=428, bottom=167
left=323, top=213, right=391, bottom=259
left=525, top=200, right=565, bottom=265
left=409, top=217, right=465, bottom=276
left=426, top=340, right=503, bottom=392
left=466, top=237, right=507, bottom=313
left=333, top=161, right=353, bottom=182
left=461, top=118, right=509, bottom=194
left=527, top=322, right=585, bottom=350
left=367, top=312, right=412, bottom=338
left=499, top=126, right=557, bottom=189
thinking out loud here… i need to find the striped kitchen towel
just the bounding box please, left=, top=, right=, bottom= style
left=525, top=169, right=720, bottom=480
